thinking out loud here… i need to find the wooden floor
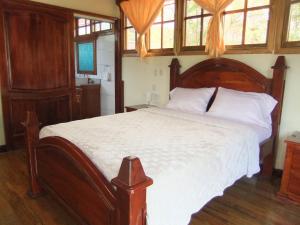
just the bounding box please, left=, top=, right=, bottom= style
left=0, top=151, right=300, bottom=225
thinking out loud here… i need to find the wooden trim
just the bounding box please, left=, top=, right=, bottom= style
left=115, top=19, right=124, bottom=113
left=72, top=9, right=118, bottom=22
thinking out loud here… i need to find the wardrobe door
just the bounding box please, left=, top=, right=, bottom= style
left=0, top=0, right=75, bottom=149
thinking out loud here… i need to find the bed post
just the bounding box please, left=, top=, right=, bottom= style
left=112, top=156, right=153, bottom=225
left=271, top=56, right=287, bottom=136
left=261, top=56, right=287, bottom=177
left=169, top=58, right=181, bottom=91
left=23, top=111, right=43, bottom=198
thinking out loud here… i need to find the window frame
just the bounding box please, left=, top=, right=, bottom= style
left=122, top=0, right=177, bottom=56
left=121, top=0, right=292, bottom=56
left=75, top=17, right=114, bottom=38
left=275, top=0, right=300, bottom=53
left=146, top=0, right=177, bottom=56
left=76, top=37, right=97, bottom=75
left=122, top=14, right=138, bottom=55
left=178, top=0, right=275, bottom=55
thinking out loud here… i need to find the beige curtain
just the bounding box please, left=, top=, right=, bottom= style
left=193, top=0, right=233, bottom=57
left=120, top=0, right=164, bottom=57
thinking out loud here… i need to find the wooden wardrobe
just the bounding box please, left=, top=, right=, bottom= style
left=0, top=0, right=75, bottom=149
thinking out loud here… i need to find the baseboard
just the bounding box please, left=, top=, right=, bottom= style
left=0, top=145, right=7, bottom=153
left=273, top=169, right=283, bottom=178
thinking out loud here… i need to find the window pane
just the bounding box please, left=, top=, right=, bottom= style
left=126, top=18, right=132, bottom=27
left=202, top=16, right=211, bottom=45
left=185, top=18, right=201, bottom=46
left=163, top=22, right=174, bottom=48
left=226, top=0, right=245, bottom=11
left=287, top=2, right=300, bottom=42
left=95, top=23, right=101, bottom=32
left=86, top=19, right=90, bottom=25
left=150, top=23, right=162, bottom=49
left=78, top=27, right=86, bottom=35
left=248, top=0, right=270, bottom=8
left=186, top=0, right=201, bottom=17
left=245, top=9, right=269, bottom=44
left=154, top=11, right=162, bottom=23
left=78, top=18, right=86, bottom=27
left=86, top=26, right=91, bottom=34
left=164, top=0, right=175, bottom=21
left=224, top=12, right=244, bottom=45
left=126, top=28, right=136, bottom=50
left=101, top=22, right=111, bottom=30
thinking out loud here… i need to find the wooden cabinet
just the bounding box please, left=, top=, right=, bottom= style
left=0, top=0, right=74, bottom=149
left=74, top=84, right=101, bottom=119
left=278, top=132, right=300, bottom=203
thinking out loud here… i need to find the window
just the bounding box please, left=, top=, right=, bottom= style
left=76, top=40, right=97, bottom=75
left=182, top=0, right=211, bottom=49
left=77, top=18, right=91, bottom=36
left=282, top=0, right=300, bottom=47
left=75, top=18, right=113, bottom=37
left=123, top=0, right=176, bottom=54
left=121, top=0, right=299, bottom=55
left=224, top=0, right=271, bottom=47
left=181, top=0, right=271, bottom=51
left=148, top=0, right=176, bottom=52
left=123, top=18, right=137, bottom=51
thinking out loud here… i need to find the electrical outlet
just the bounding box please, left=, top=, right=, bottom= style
left=152, top=84, right=157, bottom=91
left=159, top=69, right=163, bottom=76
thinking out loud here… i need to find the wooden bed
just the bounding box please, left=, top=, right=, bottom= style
left=24, top=56, right=287, bottom=225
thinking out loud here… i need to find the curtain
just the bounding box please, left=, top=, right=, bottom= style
left=193, top=0, right=233, bottom=57
left=120, top=0, right=164, bottom=57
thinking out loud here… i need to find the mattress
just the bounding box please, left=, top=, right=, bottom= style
left=40, top=107, right=261, bottom=225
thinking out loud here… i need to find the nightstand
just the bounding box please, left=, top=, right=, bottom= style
left=278, top=132, right=300, bottom=204
left=125, top=104, right=154, bottom=112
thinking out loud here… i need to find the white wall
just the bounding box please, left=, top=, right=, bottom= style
left=76, top=35, right=115, bottom=116
left=98, top=35, right=115, bottom=116
left=30, top=0, right=119, bottom=17
left=122, top=54, right=300, bottom=169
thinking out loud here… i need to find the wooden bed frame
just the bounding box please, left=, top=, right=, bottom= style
left=24, top=56, right=287, bottom=225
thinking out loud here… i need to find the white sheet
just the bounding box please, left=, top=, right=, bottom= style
left=40, top=107, right=261, bottom=225
left=204, top=114, right=272, bottom=143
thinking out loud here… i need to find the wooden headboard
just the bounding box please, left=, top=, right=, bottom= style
left=169, top=56, right=287, bottom=137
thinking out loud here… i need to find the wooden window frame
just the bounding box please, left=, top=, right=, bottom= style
left=178, top=0, right=275, bottom=55
left=76, top=18, right=92, bottom=36
left=275, top=0, right=300, bottom=53
left=76, top=37, right=97, bottom=75
left=123, top=15, right=138, bottom=55
left=147, top=0, right=176, bottom=56
left=75, top=18, right=114, bottom=38
left=121, top=0, right=297, bottom=56
left=122, top=0, right=177, bottom=57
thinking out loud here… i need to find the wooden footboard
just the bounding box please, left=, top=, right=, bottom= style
left=23, top=111, right=153, bottom=225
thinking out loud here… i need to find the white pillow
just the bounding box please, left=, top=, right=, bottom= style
left=166, top=87, right=216, bottom=114
left=207, top=87, right=277, bottom=129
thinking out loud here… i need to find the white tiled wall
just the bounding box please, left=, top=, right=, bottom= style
left=75, top=34, right=115, bottom=116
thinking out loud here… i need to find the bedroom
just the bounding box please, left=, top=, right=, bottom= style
left=0, top=0, right=299, bottom=225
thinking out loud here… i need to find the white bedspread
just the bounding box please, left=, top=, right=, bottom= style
left=40, top=107, right=260, bottom=225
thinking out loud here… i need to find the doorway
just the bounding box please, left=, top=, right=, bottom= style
left=73, top=13, right=123, bottom=117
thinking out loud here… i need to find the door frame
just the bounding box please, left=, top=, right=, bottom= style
left=72, top=10, right=124, bottom=114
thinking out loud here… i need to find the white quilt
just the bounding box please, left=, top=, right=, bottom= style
left=40, top=107, right=260, bottom=225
